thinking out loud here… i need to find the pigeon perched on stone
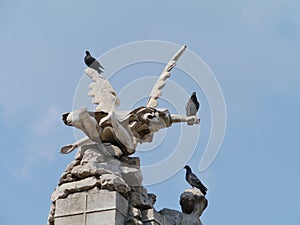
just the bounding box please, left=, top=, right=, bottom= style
left=185, top=92, right=200, bottom=125
left=84, top=51, right=104, bottom=74
left=184, top=165, right=207, bottom=195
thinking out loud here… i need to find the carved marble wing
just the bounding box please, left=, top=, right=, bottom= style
left=84, top=68, right=120, bottom=112
left=146, top=45, right=186, bottom=108
left=85, top=68, right=135, bottom=152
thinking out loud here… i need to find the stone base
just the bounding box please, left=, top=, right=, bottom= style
left=54, top=190, right=128, bottom=225
left=48, top=144, right=208, bottom=224
left=51, top=188, right=175, bottom=225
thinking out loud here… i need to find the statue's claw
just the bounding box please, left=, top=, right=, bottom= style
left=60, top=136, right=92, bottom=154
left=60, top=145, right=75, bottom=154
left=187, top=116, right=200, bottom=126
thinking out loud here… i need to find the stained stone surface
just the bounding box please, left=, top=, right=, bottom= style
left=159, top=189, right=208, bottom=225
left=141, top=208, right=171, bottom=225
left=48, top=143, right=208, bottom=225
left=159, top=208, right=183, bottom=225
left=53, top=189, right=128, bottom=225
left=180, top=189, right=207, bottom=225
left=48, top=143, right=156, bottom=225
left=180, top=189, right=208, bottom=216
left=129, top=186, right=156, bottom=210
left=127, top=206, right=143, bottom=225
left=51, top=176, right=101, bottom=202
left=100, top=173, right=131, bottom=195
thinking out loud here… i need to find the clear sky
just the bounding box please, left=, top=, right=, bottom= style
left=0, top=1, right=299, bottom=225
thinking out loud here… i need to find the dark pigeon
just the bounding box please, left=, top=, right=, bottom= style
left=84, top=51, right=104, bottom=74
left=184, top=165, right=207, bottom=195
left=185, top=92, right=200, bottom=125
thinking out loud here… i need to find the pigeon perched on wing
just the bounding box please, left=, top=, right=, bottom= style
left=84, top=51, right=104, bottom=74
left=185, top=92, right=199, bottom=125
left=184, top=165, right=207, bottom=195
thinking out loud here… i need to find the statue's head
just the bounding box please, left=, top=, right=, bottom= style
left=85, top=50, right=90, bottom=55
left=146, top=108, right=171, bottom=130
left=180, top=189, right=208, bottom=216
left=126, top=107, right=171, bottom=143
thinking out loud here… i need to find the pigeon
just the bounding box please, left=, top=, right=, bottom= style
left=184, top=165, right=207, bottom=195
left=185, top=92, right=200, bottom=125
left=84, top=51, right=104, bottom=74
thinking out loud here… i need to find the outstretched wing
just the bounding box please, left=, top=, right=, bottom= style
left=146, top=45, right=186, bottom=108
left=85, top=68, right=120, bottom=112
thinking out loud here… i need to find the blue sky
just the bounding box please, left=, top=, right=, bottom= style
left=0, top=1, right=300, bottom=225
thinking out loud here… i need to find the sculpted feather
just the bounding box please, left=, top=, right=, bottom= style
left=146, top=45, right=186, bottom=108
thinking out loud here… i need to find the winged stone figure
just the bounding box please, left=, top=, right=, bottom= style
left=61, top=45, right=200, bottom=155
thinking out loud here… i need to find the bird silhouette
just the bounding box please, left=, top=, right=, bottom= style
left=184, top=165, right=207, bottom=195
left=185, top=92, right=200, bottom=125
left=84, top=51, right=104, bottom=74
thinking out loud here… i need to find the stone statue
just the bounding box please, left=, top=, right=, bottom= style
left=160, top=188, right=208, bottom=225
left=48, top=45, right=208, bottom=225
left=180, top=189, right=208, bottom=225
left=61, top=45, right=200, bottom=156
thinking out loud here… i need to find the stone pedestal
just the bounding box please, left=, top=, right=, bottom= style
left=160, top=189, right=208, bottom=225
left=48, top=144, right=160, bottom=225
left=54, top=189, right=128, bottom=225
left=48, top=144, right=208, bottom=225
left=52, top=188, right=173, bottom=225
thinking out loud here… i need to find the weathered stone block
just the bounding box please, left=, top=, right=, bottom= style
left=100, top=173, right=131, bottom=195
left=87, top=190, right=128, bottom=216
left=121, top=166, right=143, bottom=186
left=129, top=187, right=155, bottom=209
left=53, top=190, right=129, bottom=225
left=119, top=156, right=140, bottom=166
left=55, top=192, right=86, bottom=217
left=51, top=176, right=100, bottom=201
left=86, top=210, right=126, bottom=225
left=141, top=208, right=165, bottom=225
left=55, top=214, right=85, bottom=225
left=143, top=222, right=159, bottom=225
